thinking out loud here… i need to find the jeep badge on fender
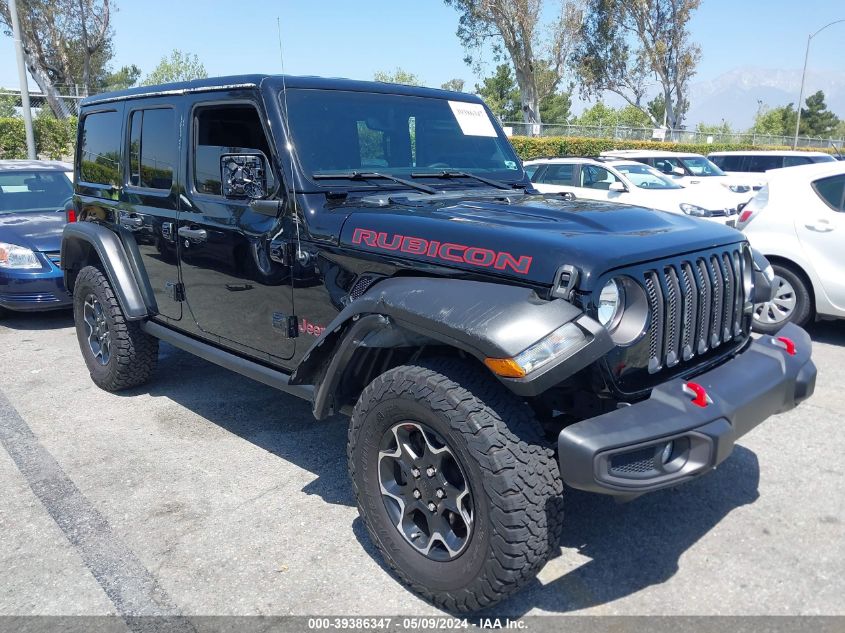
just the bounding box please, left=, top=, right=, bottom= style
left=61, top=74, right=816, bottom=613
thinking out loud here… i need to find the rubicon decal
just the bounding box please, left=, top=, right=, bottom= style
left=351, top=228, right=533, bottom=275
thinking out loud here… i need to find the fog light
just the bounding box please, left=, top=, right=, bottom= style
left=661, top=441, right=673, bottom=464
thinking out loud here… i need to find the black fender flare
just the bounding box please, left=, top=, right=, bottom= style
left=290, top=277, right=613, bottom=418
left=60, top=223, right=150, bottom=320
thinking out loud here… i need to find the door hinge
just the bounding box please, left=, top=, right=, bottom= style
left=165, top=281, right=185, bottom=302
left=269, top=239, right=295, bottom=266
left=272, top=312, right=299, bottom=338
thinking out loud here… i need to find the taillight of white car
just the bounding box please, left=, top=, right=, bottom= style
left=737, top=184, right=769, bottom=230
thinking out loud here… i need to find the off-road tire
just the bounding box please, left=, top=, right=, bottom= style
left=73, top=265, right=158, bottom=391
left=348, top=358, right=564, bottom=613
left=753, top=263, right=813, bottom=335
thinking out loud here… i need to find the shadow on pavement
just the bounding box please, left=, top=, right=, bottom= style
left=807, top=320, right=845, bottom=346
left=123, top=341, right=761, bottom=615
left=0, top=308, right=73, bottom=331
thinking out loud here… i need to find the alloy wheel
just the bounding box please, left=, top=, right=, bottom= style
left=83, top=294, right=111, bottom=365
left=754, top=275, right=797, bottom=326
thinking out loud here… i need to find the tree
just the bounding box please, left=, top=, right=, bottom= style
left=540, top=90, right=571, bottom=124
left=574, top=101, right=617, bottom=127
left=99, top=63, right=140, bottom=91
left=373, top=68, right=423, bottom=86
left=444, top=0, right=582, bottom=126
left=574, top=0, right=701, bottom=128
left=800, top=90, right=840, bottom=137
left=0, top=0, right=114, bottom=117
left=750, top=104, right=796, bottom=137
left=142, top=50, right=207, bottom=86
left=0, top=89, right=17, bottom=117
left=696, top=120, right=732, bottom=136
left=441, top=78, right=465, bottom=92
left=474, top=63, right=521, bottom=121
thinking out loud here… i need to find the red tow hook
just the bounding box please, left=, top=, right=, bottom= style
left=775, top=336, right=797, bottom=356
left=682, top=382, right=712, bottom=408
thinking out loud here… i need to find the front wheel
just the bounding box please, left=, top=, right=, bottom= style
left=72, top=265, right=159, bottom=391
left=348, top=358, right=564, bottom=612
left=753, top=264, right=812, bottom=334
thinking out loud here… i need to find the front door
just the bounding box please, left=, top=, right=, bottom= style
left=177, top=97, right=295, bottom=363
left=118, top=100, right=182, bottom=320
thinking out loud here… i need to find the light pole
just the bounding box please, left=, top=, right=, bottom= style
left=793, top=18, right=845, bottom=149
left=9, top=0, right=36, bottom=159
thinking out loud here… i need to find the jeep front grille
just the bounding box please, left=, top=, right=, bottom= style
left=643, top=246, right=751, bottom=374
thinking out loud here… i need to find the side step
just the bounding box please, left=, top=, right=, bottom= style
left=141, top=321, right=314, bottom=403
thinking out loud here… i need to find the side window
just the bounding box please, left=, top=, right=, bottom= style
left=79, top=110, right=121, bottom=193
left=128, top=108, right=176, bottom=190
left=523, top=164, right=540, bottom=180
left=653, top=157, right=683, bottom=175
left=713, top=155, right=742, bottom=171
left=580, top=165, right=620, bottom=190
left=539, top=164, right=574, bottom=185
left=748, top=155, right=781, bottom=172
left=813, top=174, right=845, bottom=211
left=784, top=155, right=812, bottom=168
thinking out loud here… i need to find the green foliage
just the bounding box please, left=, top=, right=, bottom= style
left=142, top=50, right=208, bottom=86
left=508, top=135, right=834, bottom=161
left=101, top=65, right=142, bottom=91
left=696, top=120, right=733, bottom=135
left=539, top=92, right=572, bottom=125
left=475, top=64, right=521, bottom=121
left=373, top=68, right=423, bottom=86
left=750, top=104, right=796, bottom=136
left=441, top=78, right=465, bottom=92
left=0, top=116, right=76, bottom=159
left=800, top=90, right=840, bottom=137
left=0, top=89, right=17, bottom=118
left=573, top=103, right=652, bottom=128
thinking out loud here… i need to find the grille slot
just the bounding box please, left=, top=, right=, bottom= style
left=349, top=274, right=378, bottom=301
left=644, top=246, right=750, bottom=374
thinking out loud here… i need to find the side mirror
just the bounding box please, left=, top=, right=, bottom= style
left=672, top=166, right=686, bottom=177
left=221, top=153, right=268, bottom=200
left=609, top=181, right=627, bottom=193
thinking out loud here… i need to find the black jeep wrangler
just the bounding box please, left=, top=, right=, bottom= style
left=61, top=75, right=816, bottom=612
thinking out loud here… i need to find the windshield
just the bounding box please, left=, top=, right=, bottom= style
left=0, top=170, right=72, bottom=214
left=614, top=164, right=682, bottom=189
left=282, top=89, right=523, bottom=185
left=680, top=156, right=725, bottom=177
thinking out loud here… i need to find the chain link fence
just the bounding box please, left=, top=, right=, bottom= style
left=0, top=91, right=83, bottom=118
left=501, top=121, right=844, bottom=150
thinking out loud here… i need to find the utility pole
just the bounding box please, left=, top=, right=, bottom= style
left=793, top=19, right=845, bottom=149
left=9, top=0, right=36, bottom=160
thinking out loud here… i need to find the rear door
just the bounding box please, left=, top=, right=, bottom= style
left=796, top=174, right=845, bottom=311
left=531, top=163, right=578, bottom=195
left=575, top=164, right=624, bottom=202
left=176, top=96, right=295, bottom=363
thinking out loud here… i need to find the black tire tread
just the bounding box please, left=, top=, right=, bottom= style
left=348, top=357, right=564, bottom=613
left=74, top=265, right=158, bottom=391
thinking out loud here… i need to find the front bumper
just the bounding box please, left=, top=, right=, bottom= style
left=558, top=322, right=816, bottom=496
left=0, top=267, right=71, bottom=312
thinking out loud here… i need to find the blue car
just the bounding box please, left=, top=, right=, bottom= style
left=0, top=160, right=74, bottom=316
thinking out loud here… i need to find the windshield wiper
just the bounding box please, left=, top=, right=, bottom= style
left=312, top=171, right=436, bottom=195
left=411, top=170, right=515, bottom=190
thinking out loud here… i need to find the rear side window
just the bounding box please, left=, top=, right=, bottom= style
left=783, top=155, right=812, bottom=168
left=537, top=164, right=574, bottom=185
left=128, top=108, right=177, bottom=190
left=79, top=110, right=121, bottom=190
left=747, top=155, right=782, bottom=172
left=711, top=155, right=743, bottom=171
left=523, top=164, right=539, bottom=179
left=813, top=174, right=845, bottom=211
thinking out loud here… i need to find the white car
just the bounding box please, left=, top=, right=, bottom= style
left=525, top=157, right=742, bottom=225
left=600, top=149, right=756, bottom=202
left=737, top=161, right=845, bottom=333
left=708, top=150, right=837, bottom=189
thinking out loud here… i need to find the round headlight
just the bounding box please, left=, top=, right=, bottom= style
left=597, top=279, right=623, bottom=329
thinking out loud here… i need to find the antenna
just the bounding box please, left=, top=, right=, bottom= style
left=275, top=16, right=303, bottom=260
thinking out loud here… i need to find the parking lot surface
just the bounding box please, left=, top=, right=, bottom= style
left=1, top=310, right=843, bottom=617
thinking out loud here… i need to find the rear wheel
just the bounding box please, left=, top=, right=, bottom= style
left=348, top=358, right=564, bottom=612
left=753, top=263, right=812, bottom=334
left=72, top=265, right=158, bottom=391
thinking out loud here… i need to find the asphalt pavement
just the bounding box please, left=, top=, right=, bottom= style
left=0, top=310, right=843, bottom=619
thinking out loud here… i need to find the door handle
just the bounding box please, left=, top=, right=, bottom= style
left=120, top=215, right=143, bottom=228
left=805, top=220, right=834, bottom=233
left=177, top=226, right=208, bottom=241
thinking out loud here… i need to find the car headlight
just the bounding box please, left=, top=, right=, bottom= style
left=484, top=322, right=587, bottom=378
left=0, top=243, right=41, bottom=269
left=725, top=183, right=750, bottom=194
left=679, top=203, right=713, bottom=217
left=597, top=279, right=623, bottom=330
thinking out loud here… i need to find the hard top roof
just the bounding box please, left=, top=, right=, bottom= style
left=0, top=160, right=72, bottom=172
left=707, top=150, right=834, bottom=157
left=80, top=74, right=483, bottom=106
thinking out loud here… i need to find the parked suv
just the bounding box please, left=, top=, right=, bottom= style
left=709, top=151, right=837, bottom=189
left=526, top=157, right=743, bottom=224
left=61, top=75, right=816, bottom=612
left=738, top=161, right=845, bottom=333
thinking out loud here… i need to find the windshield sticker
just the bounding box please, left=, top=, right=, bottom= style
left=448, top=101, right=498, bottom=137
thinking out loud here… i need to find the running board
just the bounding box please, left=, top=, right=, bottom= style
left=141, top=321, right=314, bottom=403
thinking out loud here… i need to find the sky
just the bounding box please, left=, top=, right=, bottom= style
left=1, top=0, right=843, bottom=108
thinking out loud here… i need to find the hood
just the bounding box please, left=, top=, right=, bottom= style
left=338, top=194, right=746, bottom=291
left=0, top=211, right=66, bottom=252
